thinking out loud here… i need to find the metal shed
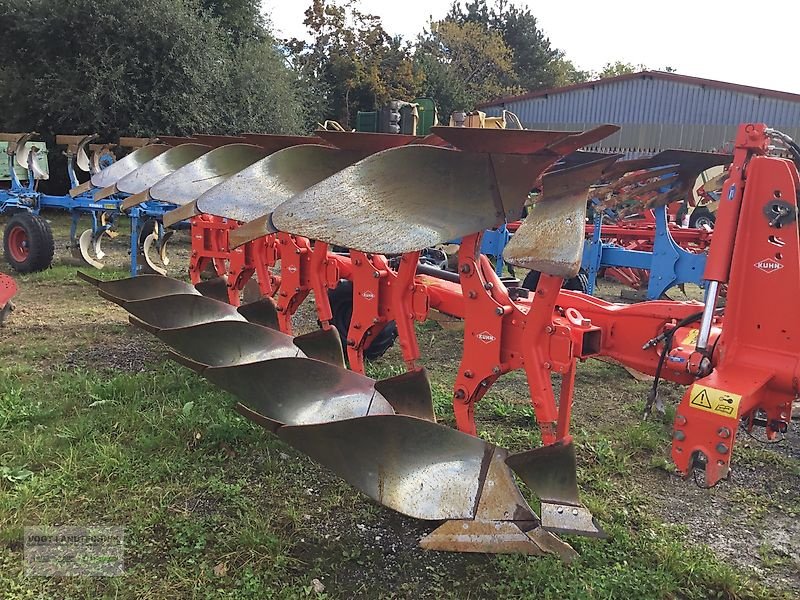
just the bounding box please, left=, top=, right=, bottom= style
left=478, top=71, right=800, bottom=155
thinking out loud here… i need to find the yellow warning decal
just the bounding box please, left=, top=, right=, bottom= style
left=688, top=384, right=741, bottom=418
left=681, top=329, right=699, bottom=346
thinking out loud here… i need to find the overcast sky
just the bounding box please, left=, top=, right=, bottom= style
left=263, top=0, right=800, bottom=95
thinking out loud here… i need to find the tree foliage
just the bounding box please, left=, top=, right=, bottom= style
left=0, top=0, right=661, bottom=138
left=595, top=61, right=647, bottom=79
left=415, top=20, right=515, bottom=120
left=549, top=54, right=591, bottom=86
left=0, top=0, right=304, bottom=137
left=286, top=0, right=422, bottom=128
left=442, top=0, right=583, bottom=92
left=200, top=0, right=266, bottom=44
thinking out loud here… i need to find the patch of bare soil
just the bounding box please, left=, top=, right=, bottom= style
left=645, top=456, right=799, bottom=591
left=63, top=330, right=163, bottom=372
left=634, top=412, right=800, bottom=591
left=290, top=478, right=492, bottom=599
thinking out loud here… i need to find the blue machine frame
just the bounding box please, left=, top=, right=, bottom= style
left=1, top=135, right=187, bottom=276
left=582, top=205, right=707, bottom=299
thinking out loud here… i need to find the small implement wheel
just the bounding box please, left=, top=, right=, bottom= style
left=3, top=213, right=55, bottom=273
left=328, top=280, right=397, bottom=360
left=689, top=206, right=716, bottom=229
left=522, top=270, right=589, bottom=293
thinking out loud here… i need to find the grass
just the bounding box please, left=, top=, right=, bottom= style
left=2, top=358, right=784, bottom=599
left=0, top=212, right=797, bottom=598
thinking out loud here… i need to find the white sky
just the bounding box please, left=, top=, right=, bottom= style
left=263, top=0, right=800, bottom=95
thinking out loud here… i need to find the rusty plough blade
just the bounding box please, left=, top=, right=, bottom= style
left=82, top=272, right=319, bottom=359
left=122, top=296, right=338, bottom=368
left=79, top=144, right=170, bottom=197
left=153, top=144, right=269, bottom=226
left=504, top=155, right=620, bottom=276
left=198, top=353, right=569, bottom=556
left=157, top=321, right=309, bottom=371
left=86, top=278, right=277, bottom=332
left=102, top=143, right=210, bottom=202
left=77, top=271, right=199, bottom=304
left=83, top=124, right=633, bottom=558
left=272, top=126, right=619, bottom=254
left=192, top=144, right=364, bottom=248
left=506, top=438, right=606, bottom=538
left=279, top=415, right=574, bottom=558
left=204, top=356, right=395, bottom=428
left=272, top=145, right=507, bottom=252
left=122, top=294, right=246, bottom=334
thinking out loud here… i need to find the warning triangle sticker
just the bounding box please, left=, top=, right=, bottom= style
left=690, top=388, right=713, bottom=409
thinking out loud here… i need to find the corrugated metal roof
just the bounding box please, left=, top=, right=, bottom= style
left=477, top=71, right=800, bottom=108
left=480, top=71, right=800, bottom=154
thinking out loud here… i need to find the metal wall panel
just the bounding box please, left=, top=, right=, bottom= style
left=484, top=76, right=800, bottom=154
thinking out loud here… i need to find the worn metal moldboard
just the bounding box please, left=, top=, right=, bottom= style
left=203, top=357, right=394, bottom=428
left=272, top=145, right=540, bottom=254
left=148, top=144, right=267, bottom=206
left=196, top=145, right=365, bottom=223
left=157, top=320, right=304, bottom=369
left=89, top=145, right=170, bottom=189
left=503, top=155, right=619, bottom=279
left=504, top=155, right=620, bottom=275
left=122, top=293, right=244, bottom=332
left=80, top=273, right=198, bottom=304
left=273, top=126, right=620, bottom=254
left=113, top=144, right=211, bottom=196
left=277, top=414, right=502, bottom=520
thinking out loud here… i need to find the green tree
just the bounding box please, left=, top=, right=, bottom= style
left=416, top=19, right=516, bottom=118
left=549, top=53, right=591, bottom=86
left=199, top=0, right=266, bottom=44
left=0, top=0, right=305, bottom=137
left=595, top=61, right=647, bottom=79
left=444, top=0, right=576, bottom=91
left=286, top=0, right=422, bottom=128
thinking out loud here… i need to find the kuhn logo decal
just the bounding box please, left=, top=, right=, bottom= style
left=754, top=258, right=783, bottom=274
left=362, top=291, right=375, bottom=300
left=476, top=331, right=496, bottom=344
left=286, top=265, right=297, bottom=273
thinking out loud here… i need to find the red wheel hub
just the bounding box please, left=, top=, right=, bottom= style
left=7, top=225, right=29, bottom=262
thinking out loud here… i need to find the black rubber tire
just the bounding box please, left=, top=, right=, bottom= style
left=522, top=270, right=589, bottom=293
left=328, top=280, right=397, bottom=360
left=689, top=207, right=716, bottom=229
left=3, top=213, right=55, bottom=273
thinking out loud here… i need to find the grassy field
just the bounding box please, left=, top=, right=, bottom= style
left=0, top=213, right=798, bottom=599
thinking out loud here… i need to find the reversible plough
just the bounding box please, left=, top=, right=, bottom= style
left=83, top=123, right=798, bottom=558
left=0, top=132, right=188, bottom=274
